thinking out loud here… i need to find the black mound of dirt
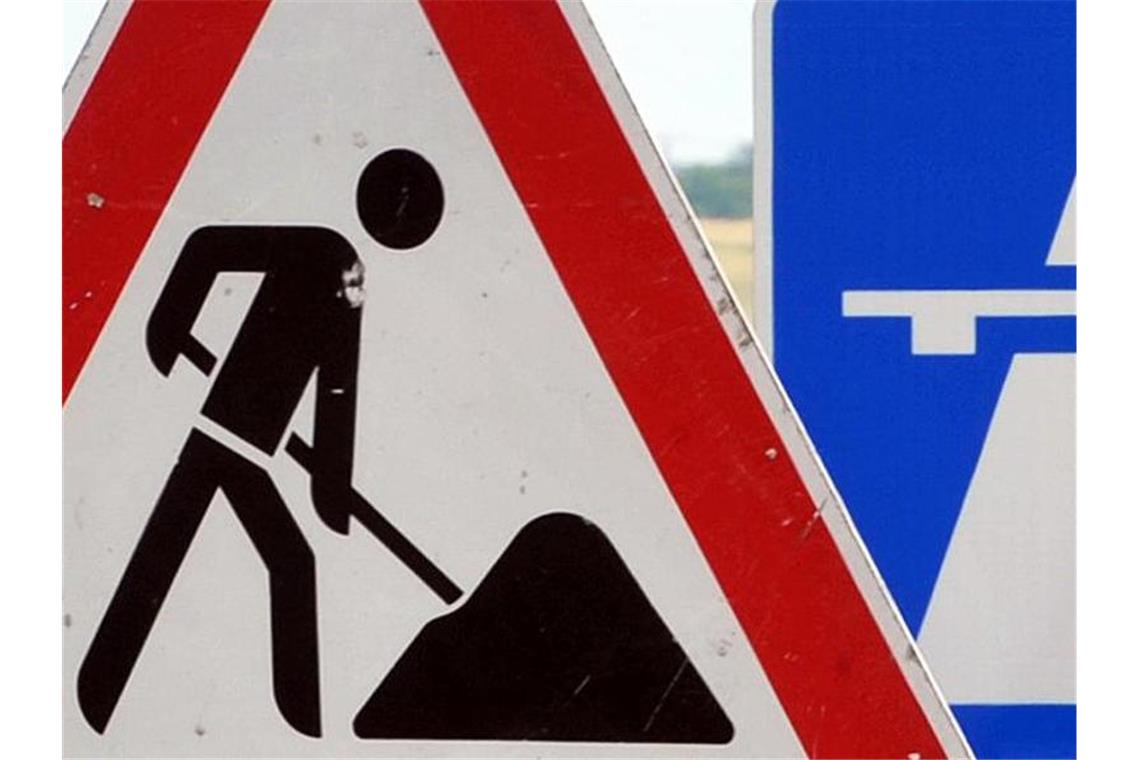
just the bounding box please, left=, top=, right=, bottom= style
left=354, top=512, right=733, bottom=744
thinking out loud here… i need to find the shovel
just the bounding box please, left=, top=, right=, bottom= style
left=284, top=433, right=461, bottom=604
left=285, top=432, right=730, bottom=744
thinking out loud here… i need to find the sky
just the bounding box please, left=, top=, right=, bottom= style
left=62, top=0, right=755, bottom=166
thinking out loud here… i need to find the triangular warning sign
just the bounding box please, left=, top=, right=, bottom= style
left=63, top=2, right=971, bottom=757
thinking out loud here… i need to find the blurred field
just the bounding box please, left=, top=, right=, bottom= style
left=697, top=217, right=753, bottom=322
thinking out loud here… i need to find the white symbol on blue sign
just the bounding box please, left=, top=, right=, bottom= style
left=841, top=188, right=1075, bottom=707
left=766, top=1, right=1075, bottom=756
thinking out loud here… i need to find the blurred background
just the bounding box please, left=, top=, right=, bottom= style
left=63, top=0, right=756, bottom=317
left=584, top=1, right=756, bottom=318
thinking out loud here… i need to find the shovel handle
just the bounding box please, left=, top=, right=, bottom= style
left=285, top=434, right=462, bottom=605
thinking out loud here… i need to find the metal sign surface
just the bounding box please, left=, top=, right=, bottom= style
left=64, top=1, right=968, bottom=756
left=754, top=1, right=1075, bottom=757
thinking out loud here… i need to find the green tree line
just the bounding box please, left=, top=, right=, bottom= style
left=673, top=144, right=752, bottom=219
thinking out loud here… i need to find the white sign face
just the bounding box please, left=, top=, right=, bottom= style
left=63, top=1, right=969, bottom=757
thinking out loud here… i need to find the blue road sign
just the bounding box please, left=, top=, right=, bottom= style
left=759, top=1, right=1076, bottom=757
